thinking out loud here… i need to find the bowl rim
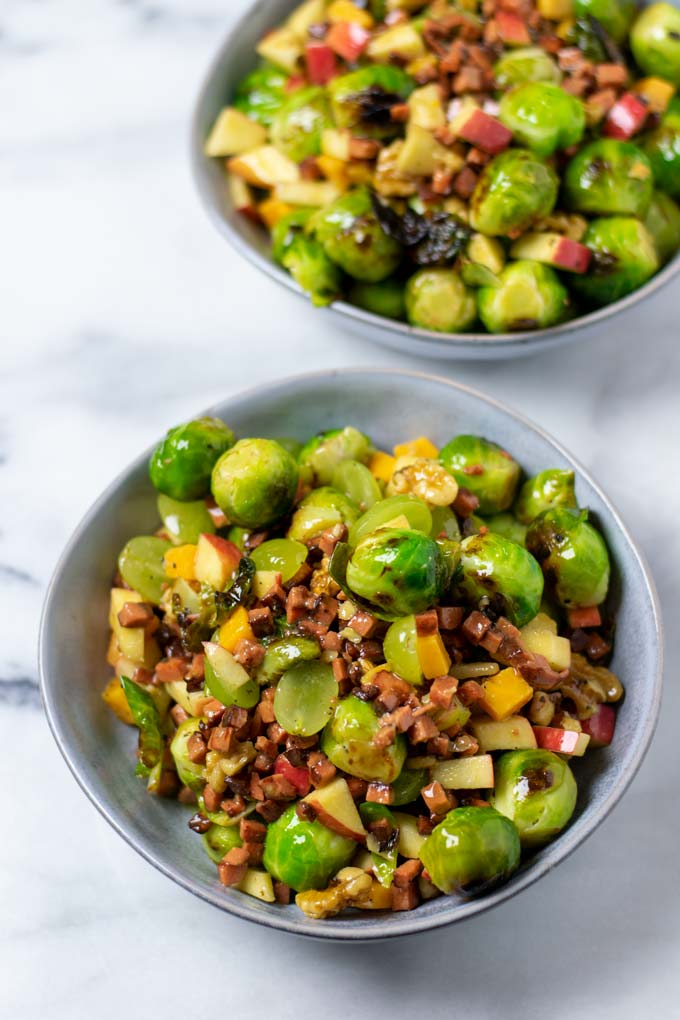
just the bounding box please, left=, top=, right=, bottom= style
left=190, top=0, right=680, bottom=354
left=39, top=367, right=664, bottom=940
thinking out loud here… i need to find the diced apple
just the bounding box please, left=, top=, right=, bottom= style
left=237, top=868, right=276, bottom=903
left=109, top=588, right=142, bottom=629
left=431, top=754, right=495, bottom=790
left=408, top=84, right=446, bottom=131
left=165, top=679, right=211, bottom=717
left=452, top=107, right=512, bottom=155
left=194, top=533, right=241, bottom=590
left=287, top=0, right=328, bottom=40
left=496, top=10, right=531, bottom=46
left=274, top=180, right=341, bottom=206
left=228, top=145, right=300, bottom=188
left=203, top=107, right=267, bottom=158
left=567, top=606, right=602, bottom=629
left=367, top=23, right=425, bottom=63
left=110, top=589, right=145, bottom=662
left=521, top=611, right=558, bottom=637
left=306, top=41, right=338, bottom=84
left=252, top=569, right=280, bottom=600
left=603, top=92, right=648, bottom=140
left=274, top=754, right=311, bottom=797
left=327, top=21, right=372, bottom=62
left=304, top=777, right=368, bottom=842
left=521, top=629, right=571, bottom=671
left=256, top=26, right=303, bottom=74
left=534, top=726, right=591, bottom=756
left=471, top=715, right=538, bottom=752
left=227, top=173, right=259, bottom=223
left=321, top=128, right=352, bottom=161
left=510, top=232, right=592, bottom=274
left=581, top=704, right=616, bottom=747
left=258, top=197, right=294, bottom=229
left=467, top=233, right=505, bottom=275
left=396, top=124, right=453, bottom=176
left=316, top=154, right=350, bottom=190
left=203, top=641, right=259, bottom=708
left=392, top=812, right=427, bottom=859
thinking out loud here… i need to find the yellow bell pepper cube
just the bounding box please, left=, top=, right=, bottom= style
left=218, top=605, right=255, bottom=652
left=164, top=544, right=197, bottom=580
left=258, top=197, right=294, bottom=229
left=537, top=0, right=573, bottom=19
left=633, top=77, right=675, bottom=114
left=316, top=155, right=350, bottom=191
left=102, top=677, right=136, bottom=725
left=416, top=632, right=451, bottom=680
left=481, top=667, right=533, bottom=722
left=368, top=451, right=397, bottom=483
left=393, top=436, right=439, bottom=459
left=327, top=0, right=374, bottom=28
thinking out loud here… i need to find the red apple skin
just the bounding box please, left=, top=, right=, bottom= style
left=551, top=237, right=592, bottom=274
left=306, top=42, right=338, bottom=85
left=201, top=534, right=242, bottom=571
left=285, top=74, right=307, bottom=93
left=458, top=109, right=513, bottom=154
left=308, top=804, right=366, bottom=843
left=327, top=21, right=371, bottom=62
left=603, top=93, right=648, bottom=140
left=581, top=705, right=616, bottom=747
left=274, top=755, right=311, bottom=797
left=533, top=727, right=581, bottom=754
left=496, top=11, right=531, bottom=45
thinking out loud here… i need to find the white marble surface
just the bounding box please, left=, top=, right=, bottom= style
left=2, top=1, right=679, bottom=1016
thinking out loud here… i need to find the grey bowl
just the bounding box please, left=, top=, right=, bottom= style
left=40, top=369, right=662, bottom=939
left=191, top=0, right=680, bottom=361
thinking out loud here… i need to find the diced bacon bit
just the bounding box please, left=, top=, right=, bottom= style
left=286, top=585, right=310, bottom=623
left=178, top=785, right=197, bottom=806
left=417, top=815, right=434, bottom=836
left=479, top=627, right=503, bottom=655
left=224, top=705, right=249, bottom=733
left=432, top=167, right=454, bottom=195
left=427, top=734, right=453, bottom=758
left=538, top=33, right=562, bottom=54
left=260, top=774, right=297, bottom=801
left=467, top=147, right=491, bottom=167
left=483, top=18, right=501, bottom=45
left=256, top=799, right=287, bottom=823
left=187, top=730, right=207, bottom=764
left=248, top=606, right=274, bottom=637
left=308, top=751, right=337, bottom=788
left=170, top=703, right=189, bottom=726
left=257, top=687, right=276, bottom=725
left=586, top=633, right=612, bottom=662
left=320, top=631, right=342, bottom=652
left=220, top=794, right=247, bottom=817
left=440, top=39, right=467, bottom=73
left=567, top=606, right=602, bottom=629
left=421, top=780, right=455, bottom=816
left=409, top=715, right=440, bottom=744
left=349, top=137, right=382, bottom=160
left=429, top=675, right=458, bottom=710
left=298, top=619, right=329, bottom=639
left=117, top=601, right=154, bottom=628
left=366, top=782, right=394, bottom=805
left=558, top=47, right=589, bottom=73
left=453, top=166, right=479, bottom=199
left=434, top=125, right=456, bottom=146
left=332, top=657, right=349, bottom=685
left=381, top=704, right=415, bottom=733
left=274, top=881, right=292, bottom=905
left=415, top=609, right=439, bottom=637
left=586, top=89, right=618, bottom=123
left=299, top=156, right=322, bottom=180
left=203, top=785, right=223, bottom=812
left=348, top=609, right=378, bottom=639
left=245, top=531, right=269, bottom=551
left=314, top=524, right=348, bottom=558
left=208, top=725, right=237, bottom=753
left=260, top=575, right=287, bottom=614
left=562, top=75, right=590, bottom=98
left=255, top=735, right=278, bottom=759
left=390, top=102, right=411, bottom=122
left=437, top=606, right=464, bottom=631
left=133, top=667, right=154, bottom=687
left=187, top=653, right=205, bottom=683
left=373, top=671, right=413, bottom=712
left=394, top=859, right=423, bottom=888
left=457, top=680, right=485, bottom=707
left=205, top=497, right=228, bottom=528
left=452, top=66, right=484, bottom=93
left=202, top=697, right=226, bottom=726
left=346, top=777, right=369, bottom=800
left=286, top=733, right=319, bottom=752
left=373, top=724, right=397, bottom=749
left=490, top=616, right=569, bottom=689
left=462, top=610, right=491, bottom=644
left=154, top=657, right=188, bottom=684
left=595, top=63, right=628, bottom=88
left=232, top=637, right=266, bottom=671
left=267, top=722, right=288, bottom=745
left=463, top=796, right=491, bottom=808
left=453, top=486, right=480, bottom=517
left=359, top=639, right=384, bottom=663
left=218, top=846, right=249, bottom=887
left=243, top=841, right=264, bottom=866
left=392, top=881, right=420, bottom=912
left=240, top=818, right=266, bottom=843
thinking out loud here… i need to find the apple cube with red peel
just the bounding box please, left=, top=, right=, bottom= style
left=194, top=534, right=242, bottom=590
left=603, top=92, right=648, bottom=140
left=274, top=754, right=311, bottom=797
left=306, top=42, right=338, bottom=84
left=495, top=10, right=531, bottom=46
left=303, top=777, right=368, bottom=842
left=533, top=726, right=591, bottom=757
left=227, top=174, right=260, bottom=223
left=285, top=74, right=307, bottom=93
left=326, top=21, right=371, bottom=62
left=510, top=232, right=592, bottom=274
left=453, top=107, right=513, bottom=154
left=567, top=606, right=602, bottom=629
left=581, top=704, right=616, bottom=747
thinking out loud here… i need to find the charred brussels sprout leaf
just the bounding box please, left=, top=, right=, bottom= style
left=644, top=191, right=680, bottom=264
left=314, top=190, right=403, bottom=282
left=458, top=532, right=544, bottom=627
left=564, top=140, right=654, bottom=218
left=573, top=0, right=637, bottom=42
left=233, top=61, right=288, bottom=125
left=270, top=86, right=332, bottom=162
left=329, top=65, right=415, bottom=137
left=405, top=268, right=477, bottom=333
left=120, top=676, right=164, bottom=775
left=477, top=261, right=569, bottom=334
left=643, top=100, right=680, bottom=199
left=470, top=150, right=559, bottom=237
left=526, top=507, right=610, bottom=608
left=263, top=805, right=356, bottom=891
left=321, top=695, right=407, bottom=783
left=390, top=767, right=429, bottom=806
left=149, top=417, right=235, bottom=501
left=211, top=438, right=298, bottom=529
left=298, top=427, right=373, bottom=486
left=439, top=434, right=520, bottom=514
left=492, top=749, right=577, bottom=846
left=572, top=216, right=659, bottom=306
left=515, top=469, right=577, bottom=525
left=499, top=83, right=585, bottom=157
left=631, top=3, right=680, bottom=85
left=271, top=208, right=315, bottom=264
left=419, top=806, right=521, bottom=895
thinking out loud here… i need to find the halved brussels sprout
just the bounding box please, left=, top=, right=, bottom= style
left=321, top=695, right=407, bottom=783
left=493, top=47, right=562, bottom=89
left=149, top=417, right=235, bottom=501
left=470, top=150, right=559, bottom=237
left=492, top=749, right=577, bottom=846
left=499, top=83, right=585, bottom=157
left=328, top=65, right=415, bottom=137
left=458, top=532, right=544, bottom=627
left=439, top=434, right=520, bottom=514
left=564, top=140, right=654, bottom=218
left=270, top=86, right=332, bottom=162
left=477, top=261, right=569, bottom=334
left=405, top=268, right=477, bottom=333
left=573, top=0, right=637, bottom=42
left=644, top=190, right=680, bottom=264
left=525, top=507, right=610, bottom=608
left=484, top=512, right=527, bottom=546
left=263, top=804, right=356, bottom=891
left=314, top=190, right=403, bottom=282
left=419, top=806, right=521, bottom=895
left=287, top=486, right=360, bottom=542
left=201, top=823, right=242, bottom=864
left=631, top=3, right=680, bottom=85
left=282, top=234, right=342, bottom=307
left=170, top=717, right=205, bottom=791
left=643, top=100, right=680, bottom=199
left=515, top=469, right=577, bottom=525
left=299, top=426, right=373, bottom=486
left=211, top=438, right=299, bottom=529
left=571, top=217, right=659, bottom=306
left=349, top=494, right=433, bottom=547
left=233, top=61, right=288, bottom=125
left=349, top=278, right=406, bottom=320
left=271, top=208, right=315, bottom=264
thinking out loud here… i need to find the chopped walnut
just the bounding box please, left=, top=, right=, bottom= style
left=387, top=457, right=459, bottom=506
left=295, top=868, right=374, bottom=919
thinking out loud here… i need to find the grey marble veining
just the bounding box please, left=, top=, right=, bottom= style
left=1, top=0, right=679, bottom=1016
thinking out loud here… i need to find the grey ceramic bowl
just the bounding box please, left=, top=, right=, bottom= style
left=40, top=369, right=662, bottom=939
left=191, top=0, right=680, bottom=361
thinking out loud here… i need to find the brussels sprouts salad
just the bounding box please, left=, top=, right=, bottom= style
left=104, top=417, right=623, bottom=918
left=204, top=0, right=680, bottom=333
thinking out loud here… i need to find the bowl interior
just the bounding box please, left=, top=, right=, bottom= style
left=40, top=370, right=662, bottom=939
left=191, top=0, right=680, bottom=359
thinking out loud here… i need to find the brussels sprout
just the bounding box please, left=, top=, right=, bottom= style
left=404, top=268, right=477, bottom=333
left=484, top=513, right=527, bottom=546
left=328, top=65, right=415, bottom=137
left=157, top=494, right=215, bottom=546
left=201, top=823, right=242, bottom=864
left=499, top=83, right=585, bottom=157
left=493, top=47, right=562, bottom=89
left=233, top=61, right=288, bottom=125
left=458, top=532, right=544, bottom=627
left=332, top=461, right=382, bottom=512
left=525, top=507, right=610, bottom=608
left=299, top=426, right=373, bottom=486
left=383, top=615, right=424, bottom=685
left=118, top=535, right=172, bottom=604
left=419, top=806, right=521, bottom=895
left=211, top=438, right=298, bottom=529
left=643, top=100, right=680, bottom=199
left=349, top=494, right=433, bottom=547
left=470, top=150, right=559, bottom=237
left=344, top=529, right=449, bottom=620
left=644, top=190, right=680, bottom=264
left=275, top=437, right=303, bottom=459
left=321, top=695, right=407, bottom=782
left=170, top=717, right=205, bottom=791
left=262, top=804, right=356, bottom=891
left=256, top=636, right=321, bottom=686
left=314, top=190, right=402, bottom=282
left=515, top=469, right=577, bottom=525
left=492, top=749, right=577, bottom=846
left=287, top=486, right=360, bottom=542
left=272, top=208, right=315, bottom=264
left=573, top=0, right=636, bottom=42
left=149, top=417, right=235, bottom=501
left=571, top=216, right=659, bottom=305
left=270, top=86, right=331, bottom=162
left=349, top=277, right=406, bottom=319
left=477, top=261, right=569, bottom=333
left=631, top=3, right=680, bottom=85
left=282, top=234, right=342, bottom=307
left=439, top=434, right=521, bottom=514
left=430, top=505, right=462, bottom=542
left=564, top=140, right=654, bottom=218
left=390, top=767, right=429, bottom=806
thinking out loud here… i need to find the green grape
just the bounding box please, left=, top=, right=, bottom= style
left=430, top=505, right=462, bottom=541
left=348, top=495, right=433, bottom=547
left=250, top=538, right=308, bottom=582
left=157, top=494, right=215, bottom=546
left=204, top=643, right=260, bottom=709
left=201, top=824, right=242, bottom=863
left=118, top=536, right=172, bottom=603
left=332, top=461, right=382, bottom=513
left=274, top=661, right=338, bottom=736
left=383, top=615, right=424, bottom=686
